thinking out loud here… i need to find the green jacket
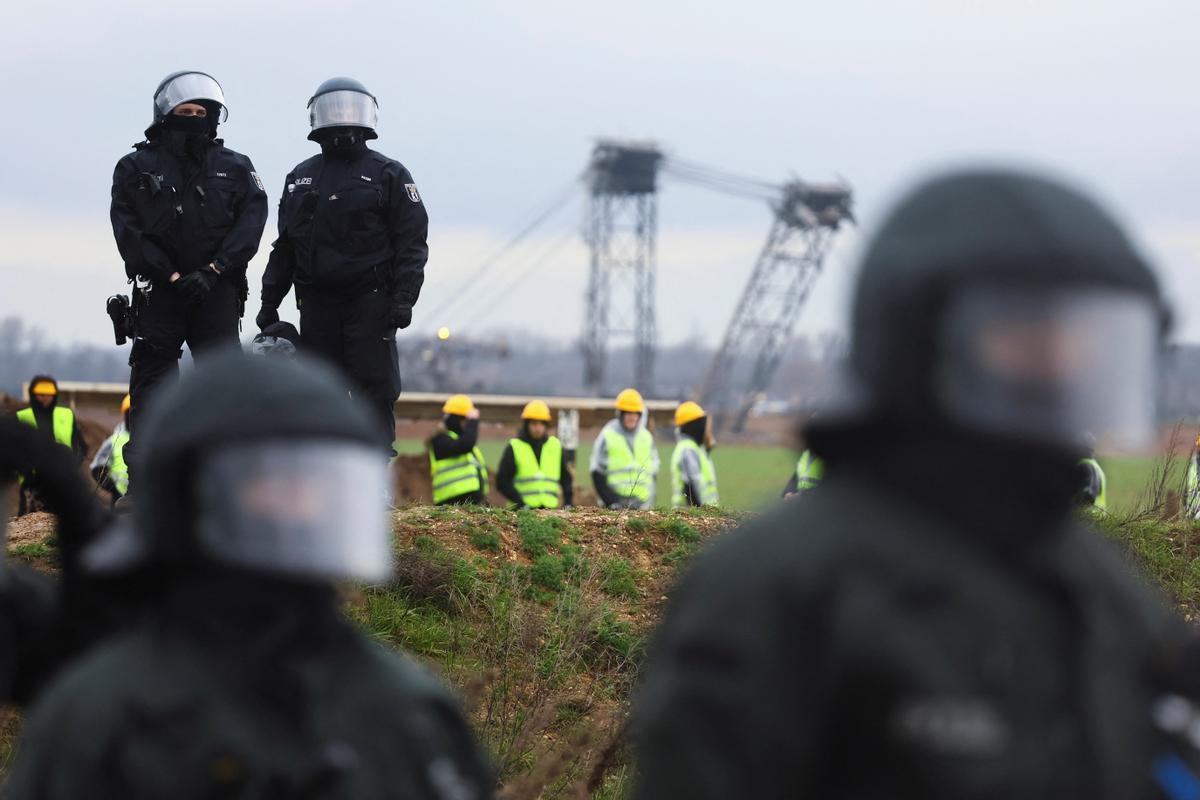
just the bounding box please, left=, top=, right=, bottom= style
left=7, top=578, right=491, bottom=799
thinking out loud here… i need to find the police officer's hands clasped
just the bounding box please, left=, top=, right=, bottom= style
left=174, top=270, right=218, bottom=306
left=255, top=306, right=280, bottom=331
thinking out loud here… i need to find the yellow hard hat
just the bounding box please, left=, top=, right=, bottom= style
left=120, top=394, right=132, bottom=415
left=615, top=388, right=645, bottom=413
left=675, top=400, right=706, bottom=427
left=442, top=394, right=475, bottom=416
left=522, top=400, right=552, bottom=422
left=31, top=380, right=57, bottom=396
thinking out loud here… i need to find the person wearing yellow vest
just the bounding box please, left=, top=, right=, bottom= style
left=671, top=401, right=719, bottom=508
left=591, top=388, right=659, bottom=510
left=14, top=375, right=87, bottom=516
left=496, top=400, right=573, bottom=509
left=427, top=394, right=489, bottom=505
left=1186, top=435, right=1200, bottom=519
left=90, top=394, right=132, bottom=505
left=782, top=450, right=824, bottom=499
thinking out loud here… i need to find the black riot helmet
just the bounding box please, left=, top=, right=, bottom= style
left=820, top=168, right=1167, bottom=453
left=86, top=352, right=392, bottom=584
left=307, top=77, right=378, bottom=141
left=148, top=71, right=227, bottom=134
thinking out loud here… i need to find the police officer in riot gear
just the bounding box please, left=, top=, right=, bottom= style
left=257, top=77, right=429, bottom=455
left=633, top=169, right=1199, bottom=799
left=7, top=353, right=490, bottom=798
left=110, top=70, right=268, bottom=494
left=0, top=416, right=125, bottom=706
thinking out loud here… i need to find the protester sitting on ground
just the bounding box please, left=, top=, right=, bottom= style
left=90, top=394, right=131, bottom=506
left=428, top=394, right=488, bottom=506
left=13, top=375, right=87, bottom=515
left=496, top=400, right=571, bottom=509
left=591, top=388, right=659, bottom=510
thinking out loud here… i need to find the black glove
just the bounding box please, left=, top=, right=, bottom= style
left=256, top=306, right=280, bottom=331
left=175, top=270, right=218, bottom=306
left=387, top=303, right=413, bottom=330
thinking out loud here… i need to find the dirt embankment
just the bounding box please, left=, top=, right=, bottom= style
left=3, top=505, right=741, bottom=797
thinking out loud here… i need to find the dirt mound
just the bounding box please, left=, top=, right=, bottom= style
left=3, top=503, right=742, bottom=796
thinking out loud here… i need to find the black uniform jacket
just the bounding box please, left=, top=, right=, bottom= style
left=110, top=138, right=268, bottom=283
left=6, top=577, right=492, bottom=799
left=261, top=148, right=428, bottom=307
left=634, top=466, right=1186, bottom=800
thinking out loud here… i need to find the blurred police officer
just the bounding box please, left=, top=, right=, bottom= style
left=0, top=416, right=115, bottom=706
left=110, top=71, right=268, bottom=495
left=634, top=169, right=1199, bottom=799
left=258, top=77, right=429, bottom=456
left=7, top=353, right=489, bottom=799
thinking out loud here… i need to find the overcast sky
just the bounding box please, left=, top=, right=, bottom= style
left=2, top=0, right=1197, bottom=352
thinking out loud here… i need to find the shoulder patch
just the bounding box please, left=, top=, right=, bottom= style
left=251, top=172, right=264, bottom=191
left=404, top=184, right=421, bottom=203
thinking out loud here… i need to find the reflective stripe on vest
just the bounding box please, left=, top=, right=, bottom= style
left=1079, top=457, right=1107, bottom=511
left=510, top=436, right=562, bottom=509
left=603, top=427, right=655, bottom=504
left=109, top=430, right=131, bottom=496
left=429, top=430, right=487, bottom=503
left=795, top=450, right=824, bottom=491
left=670, top=438, right=719, bottom=508
left=16, top=406, right=75, bottom=448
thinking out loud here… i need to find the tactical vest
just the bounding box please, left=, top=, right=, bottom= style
left=429, top=431, right=487, bottom=504
left=671, top=438, right=719, bottom=508
left=509, top=437, right=563, bottom=509
left=603, top=427, right=656, bottom=505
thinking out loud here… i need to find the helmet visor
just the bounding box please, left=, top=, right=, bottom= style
left=309, top=89, right=378, bottom=131
left=196, top=440, right=391, bottom=582
left=155, top=72, right=228, bottom=122
left=938, top=287, right=1161, bottom=450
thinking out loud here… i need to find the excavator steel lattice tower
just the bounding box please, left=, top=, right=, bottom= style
left=582, top=141, right=663, bottom=395
left=701, top=181, right=854, bottom=432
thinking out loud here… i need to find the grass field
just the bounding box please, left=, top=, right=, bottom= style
left=394, top=437, right=1188, bottom=516
left=394, top=438, right=800, bottom=511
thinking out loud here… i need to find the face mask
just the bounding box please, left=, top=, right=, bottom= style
left=163, top=113, right=211, bottom=135
left=318, top=127, right=365, bottom=153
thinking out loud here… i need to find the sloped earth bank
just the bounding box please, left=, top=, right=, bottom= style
left=1, top=505, right=740, bottom=797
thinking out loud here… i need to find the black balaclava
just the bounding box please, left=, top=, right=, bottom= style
left=316, top=126, right=369, bottom=158
left=808, top=168, right=1164, bottom=550
left=444, top=414, right=465, bottom=435
left=680, top=417, right=708, bottom=447
left=158, top=101, right=218, bottom=160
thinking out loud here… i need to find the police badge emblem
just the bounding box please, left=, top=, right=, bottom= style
left=404, top=183, right=421, bottom=203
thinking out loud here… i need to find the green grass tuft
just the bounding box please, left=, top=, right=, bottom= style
left=601, top=558, right=640, bottom=600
